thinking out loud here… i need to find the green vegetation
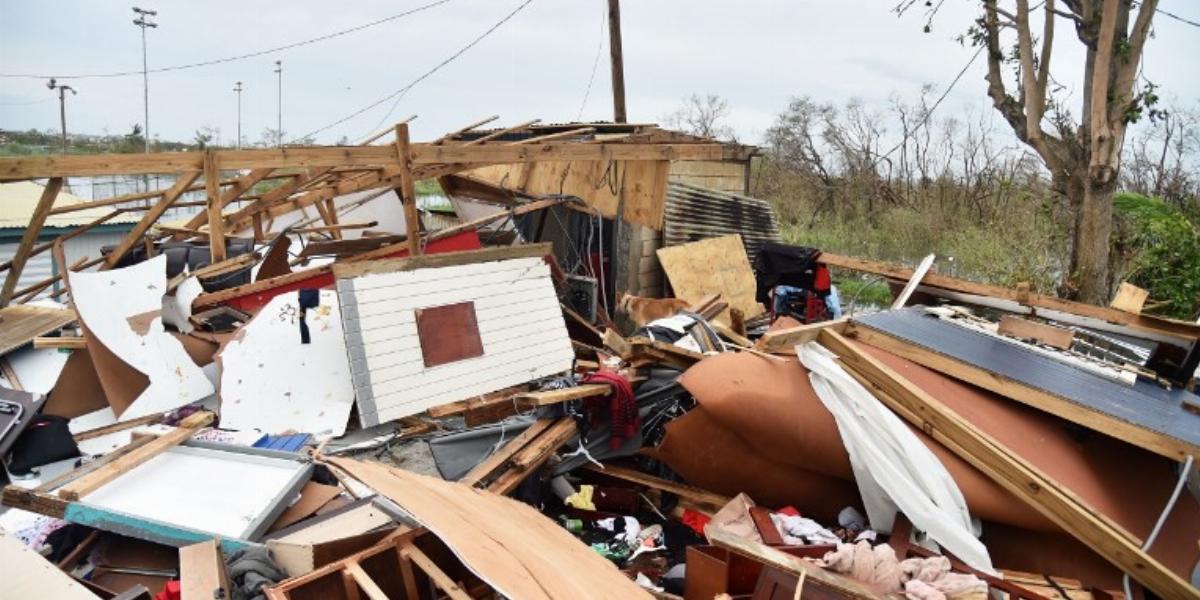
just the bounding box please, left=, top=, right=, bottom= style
left=1113, top=193, right=1200, bottom=319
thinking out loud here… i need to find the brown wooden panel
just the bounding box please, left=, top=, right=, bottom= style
left=415, top=302, right=484, bottom=368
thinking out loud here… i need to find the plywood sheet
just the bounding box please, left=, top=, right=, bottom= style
left=326, top=457, right=651, bottom=600
left=656, top=233, right=763, bottom=321
left=338, top=256, right=573, bottom=426
left=467, top=160, right=670, bottom=229
left=0, top=532, right=99, bottom=600
left=216, top=289, right=354, bottom=438
left=67, top=255, right=213, bottom=419
left=0, top=304, right=75, bottom=358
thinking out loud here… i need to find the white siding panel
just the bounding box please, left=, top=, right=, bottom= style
left=339, top=256, right=573, bottom=427
left=0, top=230, right=127, bottom=301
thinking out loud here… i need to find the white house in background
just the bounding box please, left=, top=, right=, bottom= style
left=0, top=181, right=139, bottom=299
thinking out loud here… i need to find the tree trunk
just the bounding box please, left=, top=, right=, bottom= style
left=1070, top=176, right=1116, bottom=304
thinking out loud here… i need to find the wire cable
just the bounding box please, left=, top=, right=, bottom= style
left=330, top=0, right=536, bottom=143
left=576, top=6, right=606, bottom=121
left=0, top=0, right=452, bottom=80
left=1157, top=7, right=1200, bottom=28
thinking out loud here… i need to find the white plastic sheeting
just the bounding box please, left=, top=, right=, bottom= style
left=795, top=342, right=995, bottom=574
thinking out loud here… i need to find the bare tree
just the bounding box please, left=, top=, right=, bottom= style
left=1122, top=103, right=1200, bottom=208
left=664, top=94, right=737, bottom=141
left=954, top=0, right=1162, bottom=302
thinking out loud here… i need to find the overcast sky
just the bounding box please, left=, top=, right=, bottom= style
left=1, top=1, right=1198, bottom=147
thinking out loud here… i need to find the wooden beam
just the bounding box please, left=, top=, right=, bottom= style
left=333, top=243, right=551, bottom=280
left=292, top=221, right=377, bottom=235
left=997, top=315, right=1074, bottom=350
left=204, top=153, right=226, bottom=263
left=707, top=528, right=883, bottom=599
left=844, top=322, right=1200, bottom=461
left=460, top=419, right=555, bottom=486
left=399, top=543, right=472, bottom=600
left=434, top=115, right=500, bottom=144
left=0, top=178, right=62, bottom=306
left=32, top=336, right=85, bottom=350
left=818, top=252, right=1200, bottom=343
left=344, top=562, right=388, bottom=600
left=819, top=328, right=1198, bottom=600
left=13, top=256, right=87, bottom=302
left=179, top=167, right=274, bottom=234
left=506, top=126, right=595, bottom=145
left=487, top=418, right=577, bottom=494
left=409, top=142, right=734, bottom=165
left=581, top=463, right=731, bottom=510
left=462, top=119, right=541, bottom=146
left=513, top=384, right=611, bottom=410
left=45, top=172, right=294, bottom=215
left=607, top=0, right=627, bottom=123
left=758, top=318, right=848, bottom=353
left=104, top=171, right=202, bottom=269
left=56, top=411, right=214, bottom=501
left=395, top=123, right=421, bottom=256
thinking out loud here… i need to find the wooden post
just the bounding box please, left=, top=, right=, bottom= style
left=204, top=152, right=227, bottom=262
left=394, top=123, right=421, bottom=256
left=607, top=0, right=627, bottom=123
left=0, top=177, right=63, bottom=307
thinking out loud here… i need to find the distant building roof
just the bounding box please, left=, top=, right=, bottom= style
left=0, top=181, right=140, bottom=229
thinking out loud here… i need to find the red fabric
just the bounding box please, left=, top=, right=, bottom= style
left=776, top=505, right=801, bottom=517
left=582, top=371, right=637, bottom=450
left=224, top=230, right=482, bottom=312
left=680, top=508, right=712, bottom=536
left=154, top=580, right=181, bottom=600
left=813, top=264, right=832, bottom=292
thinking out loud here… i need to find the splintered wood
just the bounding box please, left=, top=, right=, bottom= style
left=656, top=233, right=763, bottom=324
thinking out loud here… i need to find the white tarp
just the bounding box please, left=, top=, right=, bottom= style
left=795, top=342, right=994, bottom=574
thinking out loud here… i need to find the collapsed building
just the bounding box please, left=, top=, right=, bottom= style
left=0, top=120, right=1197, bottom=600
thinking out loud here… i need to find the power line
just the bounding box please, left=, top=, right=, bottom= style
left=296, top=0, right=536, bottom=143
left=1157, top=7, right=1200, bottom=28
left=576, top=5, right=606, bottom=121
left=0, top=0, right=452, bottom=80
left=873, top=44, right=984, bottom=168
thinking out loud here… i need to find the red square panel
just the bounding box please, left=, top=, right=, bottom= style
left=415, top=302, right=484, bottom=368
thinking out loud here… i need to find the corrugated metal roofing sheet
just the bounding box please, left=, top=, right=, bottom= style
left=663, top=182, right=781, bottom=261
left=0, top=181, right=140, bottom=229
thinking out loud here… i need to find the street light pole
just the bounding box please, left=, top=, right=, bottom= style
left=274, top=60, right=282, bottom=147
left=46, top=78, right=77, bottom=154
left=132, top=7, right=157, bottom=153
left=233, top=81, right=243, bottom=149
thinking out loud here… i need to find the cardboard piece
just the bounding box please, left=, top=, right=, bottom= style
left=67, top=256, right=214, bottom=419
left=326, top=456, right=651, bottom=600
left=43, top=348, right=109, bottom=419
left=179, top=539, right=230, bottom=600
left=267, top=481, right=343, bottom=533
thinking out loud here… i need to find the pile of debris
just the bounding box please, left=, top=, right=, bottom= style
left=0, top=120, right=1198, bottom=600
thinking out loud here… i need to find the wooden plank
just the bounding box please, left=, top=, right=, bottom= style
left=513, top=384, right=611, bottom=409
left=0, top=305, right=76, bottom=356
left=179, top=167, right=274, bottom=234
left=104, top=171, right=202, bottom=269
left=757, top=318, right=848, bottom=353
left=333, top=243, right=551, bottom=280
left=488, top=418, right=577, bottom=494
left=460, top=418, right=556, bottom=486
left=820, top=328, right=1198, bottom=600
left=32, top=336, right=85, bottom=350
left=507, top=126, right=595, bottom=145
left=1110, top=282, right=1150, bottom=314
left=581, top=463, right=731, bottom=510
left=433, top=114, right=500, bottom=144
left=706, top=528, right=883, bottom=599
left=56, top=411, right=215, bottom=501
left=344, top=562, right=388, bottom=600
left=997, top=315, right=1074, bottom=350
left=411, top=141, right=734, bottom=164
left=204, top=153, right=227, bottom=263
left=892, top=253, right=935, bottom=309
left=818, top=252, right=1200, bottom=343
left=394, top=123, right=422, bottom=256
left=844, top=322, right=1200, bottom=461
left=400, top=542, right=472, bottom=600
left=179, top=538, right=231, bottom=600
left=0, top=177, right=62, bottom=306
left=463, top=119, right=541, bottom=145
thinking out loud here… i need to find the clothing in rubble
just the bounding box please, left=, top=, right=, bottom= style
left=226, top=546, right=286, bottom=600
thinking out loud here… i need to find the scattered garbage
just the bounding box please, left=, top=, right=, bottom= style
left=1, top=122, right=1198, bottom=600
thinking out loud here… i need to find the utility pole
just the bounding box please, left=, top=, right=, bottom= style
left=233, top=81, right=243, bottom=149
left=46, top=78, right=77, bottom=154
left=606, top=0, right=626, bottom=123
left=132, top=7, right=157, bottom=153
left=274, top=60, right=283, bottom=147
